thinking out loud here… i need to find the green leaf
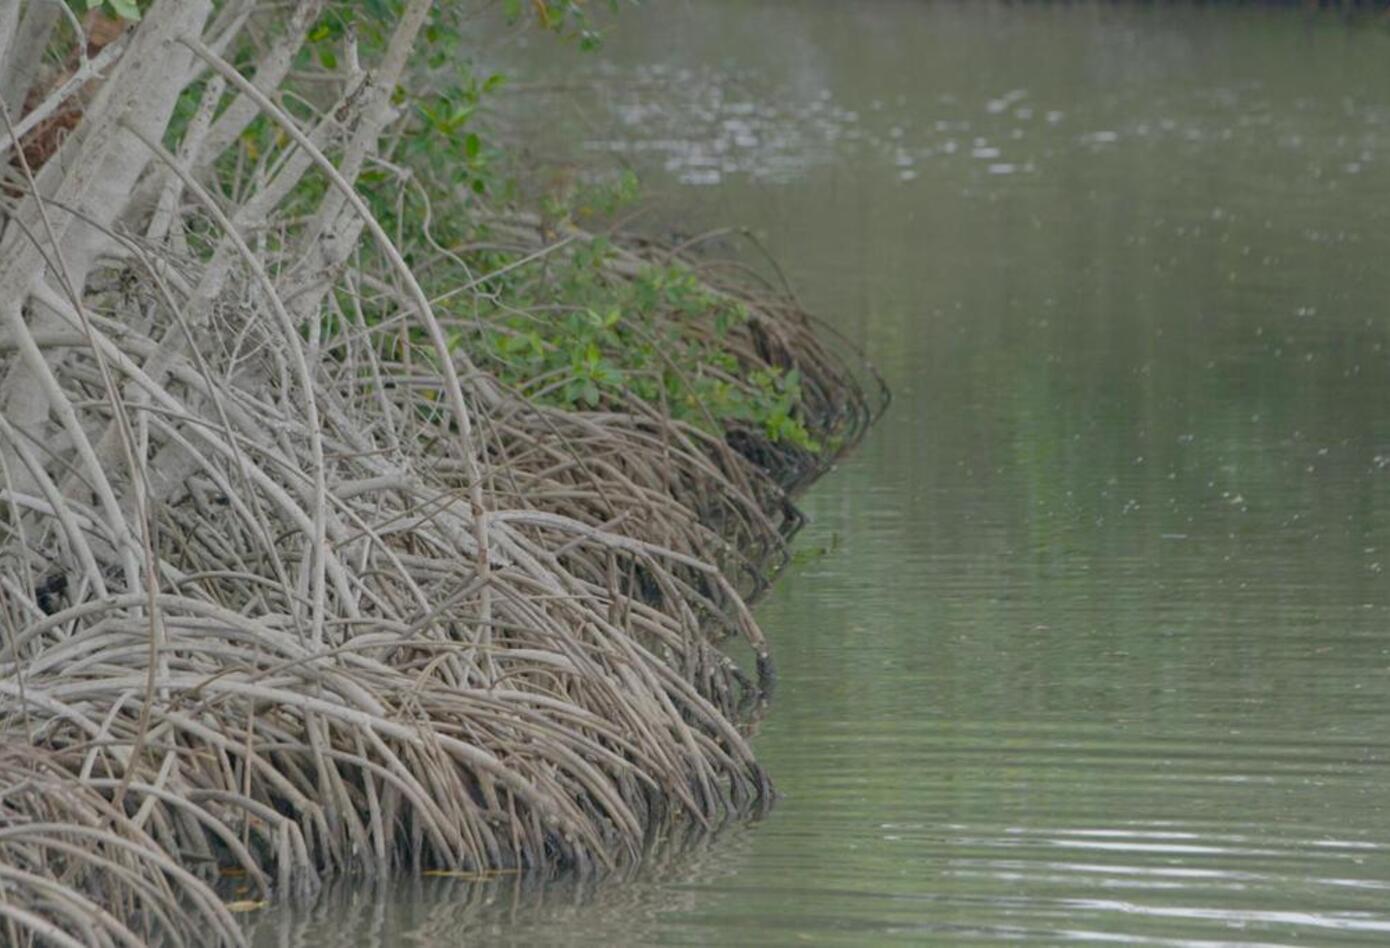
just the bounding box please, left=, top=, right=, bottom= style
left=464, top=133, right=481, bottom=160
left=107, top=0, right=141, bottom=20
left=449, top=105, right=474, bottom=130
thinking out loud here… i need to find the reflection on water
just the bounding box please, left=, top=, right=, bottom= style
left=246, top=829, right=760, bottom=947
left=252, top=3, right=1390, bottom=944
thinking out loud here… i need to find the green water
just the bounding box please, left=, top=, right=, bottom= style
left=251, top=4, right=1390, bottom=944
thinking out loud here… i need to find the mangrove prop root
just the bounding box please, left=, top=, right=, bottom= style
left=0, top=5, right=884, bottom=945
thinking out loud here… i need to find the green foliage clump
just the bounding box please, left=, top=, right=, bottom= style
left=272, top=3, right=824, bottom=454
left=464, top=252, right=821, bottom=452
left=164, top=0, right=822, bottom=454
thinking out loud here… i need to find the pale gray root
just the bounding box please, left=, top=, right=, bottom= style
left=0, top=0, right=57, bottom=120
left=0, top=1, right=22, bottom=105
left=0, top=0, right=212, bottom=509
left=194, top=0, right=329, bottom=167
left=0, top=34, right=131, bottom=166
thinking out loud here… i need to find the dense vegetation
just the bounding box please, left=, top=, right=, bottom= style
left=0, top=2, right=879, bottom=944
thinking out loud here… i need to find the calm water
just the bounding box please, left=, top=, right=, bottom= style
left=252, top=4, right=1390, bottom=944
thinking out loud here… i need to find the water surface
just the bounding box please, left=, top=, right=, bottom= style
left=252, top=4, right=1390, bottom=944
